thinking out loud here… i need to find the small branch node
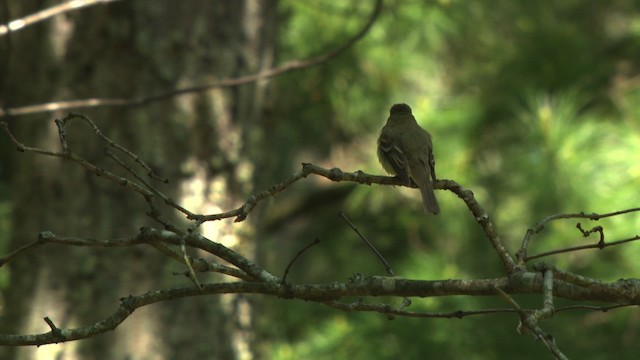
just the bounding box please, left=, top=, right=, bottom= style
left=43, top=316, right=65, bottom=342
left=328, top=167, right=343, bottom=180
left=38, top=231, right=54, bottom=241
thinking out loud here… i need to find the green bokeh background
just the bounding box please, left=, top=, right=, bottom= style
left=258, top=1, right=640, bottom=358
left=2, top=0, right=640, bottom=359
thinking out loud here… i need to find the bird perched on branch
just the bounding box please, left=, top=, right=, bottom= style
left=377, top=103, right=440, bottom=215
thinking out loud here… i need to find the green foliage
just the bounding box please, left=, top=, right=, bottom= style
left=260, top=0, right=640, bottom=358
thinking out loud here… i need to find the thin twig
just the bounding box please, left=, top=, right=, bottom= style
left=339, top=211, right=395, bottom=276
left=0, top=231, right=142, bottom=267
left=1, top=120, right=154, bottom=197
left=533, top=269, right=554, bottom=320
left=61, top=113, right=168, bottom=183
left=190, top=162, right=518, bottom=273
left=525, top=235, right=640, bottom=262
left=180, top=234, right=202, bottom=289
left=494, top=286, right=568, bottom=360
left=0, top=113, right=546, bottom=276
left=517, top=207, right=640, bottom=263
left=4, top=115, right=196, bottom=229
left=104, top=149, right=194, bottom=218
left=282, top=238, right=321, bottom=284
left=323, top=300, right=520, bottom=318
left=0, top=0, right=122, bottom=36
left=0, top=0, right=383, bottom=117
left=555, top=303, right=635, bottom=313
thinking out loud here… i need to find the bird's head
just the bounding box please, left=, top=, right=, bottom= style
left=389, top=103, right=412, bottom=115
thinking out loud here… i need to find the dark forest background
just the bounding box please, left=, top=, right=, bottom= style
left=1, top=1, right=640, bottom=359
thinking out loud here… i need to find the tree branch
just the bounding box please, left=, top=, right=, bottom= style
left=0, top=0, right=122, bottom=37
left=0, top=0, right=383, bottom=118
left=2, top=108, right=640, bottom=351
left=1, top=269, right=638, bottom=346
left=517, top=207, right=640, bottom=263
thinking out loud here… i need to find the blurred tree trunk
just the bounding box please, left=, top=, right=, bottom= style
left=1, top=1, right=277, bottom=359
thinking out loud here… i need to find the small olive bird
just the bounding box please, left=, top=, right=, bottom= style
left=377, top=103, right=440, bottom=214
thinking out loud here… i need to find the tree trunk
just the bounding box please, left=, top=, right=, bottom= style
left=1, top=1, right=277, bottom=359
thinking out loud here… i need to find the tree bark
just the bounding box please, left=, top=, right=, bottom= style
left=1, top=1, right=277, bottom=359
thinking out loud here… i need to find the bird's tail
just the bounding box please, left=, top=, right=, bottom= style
left=419, top=182, right=440, bottom=215
left=409, top=160, right=440, bottom=215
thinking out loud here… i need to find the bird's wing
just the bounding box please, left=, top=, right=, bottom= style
left=378, top=133, right=412, bottom=186
left=428, top=147, right=437, bottom=183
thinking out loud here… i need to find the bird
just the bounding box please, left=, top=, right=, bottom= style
left=377, top=103, right=440, bottom=215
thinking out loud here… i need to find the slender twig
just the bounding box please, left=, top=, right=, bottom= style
left=494, top=286, right=568, bottom=360
left=576, top=223, right=603, bottom=241
left=323, top=300, right=520, bottom=318
left=6, top=112, right=515, bottom=276
left=282, top=238, right=321, bottom=284
left=517, top=207, right=640, bottom=263
left=0, top=229, right=253, bottom=281
left=159, top=244, right=253, bottom=280
left=196, top=261, right=253, bottom=281
left=3, top=101, right=637, bottom=354
left=142, top=228, right=279, bottom=282
left=180, top=234, right=202, bottom=289
left=0, top=0, right=122, bottom=36
left=191, top=163, right=518, bottom=273
left=104, top=149, right=194, bottom=218
left=0, top=0, right=383, bottom=118
left=532, top=269, right=554, bottom=320
left=43, top=317, right=58, bottom=332
left=0, top=231, right=144, bottom=267
left=3, top=115, right=197, bottom=227
left=339, top=211, right=395, bottom=276
left=0, top=235, right=44, bottom=267
left=525, top=235, right=640, bottom=262
left=1, top=120, right=154, bottom=197
left=0, top=0, right=12, bottom=105
left=494, top=286, right=524, bottom=313
left=554, top=303, right=636, bottom=313
left=60, top=113, right=168, bottom=183
left=443, top=179, right=518, bottom=273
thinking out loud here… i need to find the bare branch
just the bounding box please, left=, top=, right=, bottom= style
left=3, top=107, right=640, bottom=352
left=4, top=116, right=517, bottom=279
left=339, top=211, right=396, bottom=276
left=517, top=207, right=640, bottom=263
left=8, top=117, right=517, bottom=274
left=141, top=227, right=279, bottom=283
left=0, top=119, right=155, bottom=198
left=180, top=234, right=202, bottom=289
left=323, top=300, right=521, bottom=318
left=0, top=0, right=383, bottom=118
left=0, top=231, right=141, bottom=267
left=8, top=114, right=510, bottom=274
left=1, top=271, right=636, bottom=346
left=0, top=0, right=122, bottom=36
left=282, top=238, right=321, bottom=284
left=555, top=303, right=636, bottom=313
left=524, top=235, right=640, bottom=262
left=193, top=164, right=519, bottom=273
left=1, top=114, right=199, bottom=230
left=494, top=286, right=568, bottom=360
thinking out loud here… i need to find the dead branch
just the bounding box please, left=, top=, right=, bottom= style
left=0, top=0, right=383, bottom=118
